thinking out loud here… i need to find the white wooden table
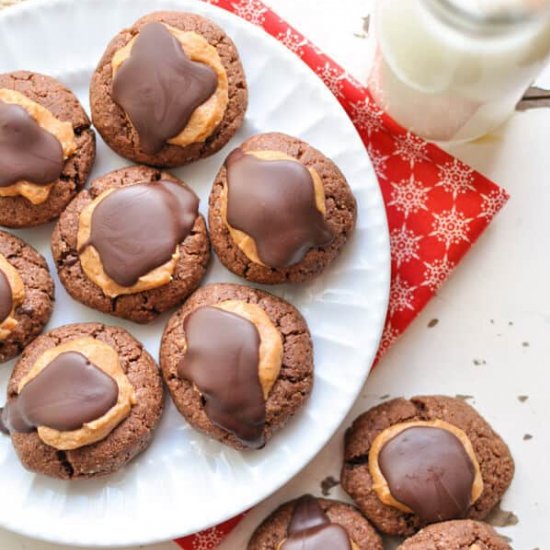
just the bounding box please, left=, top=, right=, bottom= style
left=1, top=1, right=549, bottom=548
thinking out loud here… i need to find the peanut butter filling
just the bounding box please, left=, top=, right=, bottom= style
left=0, top=254, right=25, bottom=341
left=368, top=419, right=484, bottom=514
left=17, top=337, right=136, bottom=451
left=222, top=150, right=327, bottom=266
left=112, top=25, right=229, bottom=149
left=77, top=187, right=180, bottom=298
left=0, top=89, right=76, bottom=205
left=214, top=300, right=283, bottom=398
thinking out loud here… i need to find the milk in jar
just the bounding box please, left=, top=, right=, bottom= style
left=369, top=0, right=550, bottom=141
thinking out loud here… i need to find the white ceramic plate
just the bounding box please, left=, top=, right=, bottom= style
left=0, top=0, right=390, bottom=546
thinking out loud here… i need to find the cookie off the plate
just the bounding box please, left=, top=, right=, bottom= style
left=0, top=71, right=95, bottom=227
left=0, top=323, right=163, bottom=479
left=51, top=165, right=210, bottom=323
left=248, top=495, right=383, bottom=550
left=397, top=520, right=512, bottom=550
left=90, top=11, right=247, bottom=167
left=160, top=283, right=313, bottom=450
left=341, top=395, right=514, bottom=536
left=208, top=132, right=357, bottom=284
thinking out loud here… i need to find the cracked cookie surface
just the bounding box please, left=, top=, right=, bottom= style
left=5, top=322, right=163, bottom=479
left=0, top=230, right=54, bottom=363
left=0, top=71, right=95, bottom=227
left=208, top=132, right=357, bottom=284
left=396, top=520, right=512, bottom=550
left=51, top=165, right=210, bottom=323
left=90, top=11, right=248, bottom=167
left=159, top=283, right=314, bottom=450
left=341, top=396, right=515, bottom=537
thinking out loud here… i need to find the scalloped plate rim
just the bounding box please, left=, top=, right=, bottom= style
left=0, top=0, right=391, bottom=546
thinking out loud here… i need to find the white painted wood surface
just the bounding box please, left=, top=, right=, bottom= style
left=0, top=1, right=548, bottom=548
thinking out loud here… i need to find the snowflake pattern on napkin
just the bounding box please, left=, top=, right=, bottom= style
left=178, top=0, right=510, bottom=546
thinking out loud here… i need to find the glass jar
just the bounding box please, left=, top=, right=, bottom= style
left=369, top=0, right=550, bottom=142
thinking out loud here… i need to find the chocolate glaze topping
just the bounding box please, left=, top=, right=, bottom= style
left=82, top=180, right=199, bottom=287
left=0, top=351, right=119, bottom=434
left=0, top=101, right=64, bottom=188
left=178, top=306, right=266, bottom=448
left=225, top=148, right=334, bottom=268
left=0, top=269, right=13, bottom=323
left=281, top=495, right=352, bottom=550
left=378, top=426, right=476, bottom=523
left=112, top=22, right=218, bottom=155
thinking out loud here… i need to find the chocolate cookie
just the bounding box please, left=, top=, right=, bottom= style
left=208, top=132, right=357, bottom=284
left=0, top=322, right=164, bottom=479
left=248, top=495, right=383, bottom=550
left=51, top=165, right=210, bottom=323
left=0, top=71, right=95, bottom=227
left=90, top=11, right=247, bottom=167
left=397, top=520, right=512, bottom=550
left=0, top=230, right=54, bottom=363
left=160, top=283, right=313, bottom=450
left=341, top=396, right=514, bottom=537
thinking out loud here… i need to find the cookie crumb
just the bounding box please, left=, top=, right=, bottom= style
left=518, top=395, right=529, bottom=403
left=487, top=503, right=519, bottom=527
left=455, top=394, right=474, bottom=402
left=362, top=15, right=371, bottom=33
left=0, top=408, right=8, bottom=435
left=517, top=85, right=550, bottom=111
left=320, top=475, right=340, bottom=496
left=427, top=318, right=439, bottom=328
left=382, top=535, right=402, bottom=549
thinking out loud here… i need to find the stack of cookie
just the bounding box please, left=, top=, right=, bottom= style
left=0, top=11, right=356, bottom=477
left=0, top=9, right=516, bottom=550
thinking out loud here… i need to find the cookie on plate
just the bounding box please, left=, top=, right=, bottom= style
left=208, top=132, right=357, bottom=284
left=0, top=230, right=54, bottom=363
left=51, top=165, right=210, bottom=323
left=160, top=283, right=313, bottom=450
left=397, top=520, right=512, bottom=550
left=248, top=495, right=383, bottom=550
left=0, top=71, right=95, bottom=227
left=341, top=396, right=514, bottom=536
left=0, top=323, right=164, bottom=479
left=90, top=11, right=247, bottom=167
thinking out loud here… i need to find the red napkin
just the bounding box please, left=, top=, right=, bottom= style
left=176, top=1, right=509, bottom=547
